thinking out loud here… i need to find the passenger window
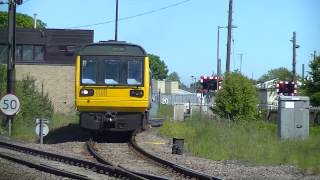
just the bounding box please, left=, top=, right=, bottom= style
left=104, top=60, right=120, bottom=85
left=128, top=61, right=142, bottom=85
left=81, top=60, right=97, bottom=84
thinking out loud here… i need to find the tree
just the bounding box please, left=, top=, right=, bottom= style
left=302, top=55, right=320, bottom=106
left=258, top=67, right=293, bottom=83
left=166, top=72, right=180, bottom=82
left=148, top=54, right=168, bottom=80
left=0, top=11, right=47, bottom=29
left=213, top=72, right=258, bottom=121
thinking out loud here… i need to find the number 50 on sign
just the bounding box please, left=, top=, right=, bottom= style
left=0, top=94, right=20, bottom=116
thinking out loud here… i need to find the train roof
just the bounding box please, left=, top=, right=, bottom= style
left=78, top=40, right=146, bottom=56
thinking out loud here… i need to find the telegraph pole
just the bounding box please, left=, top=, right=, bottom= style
left=114, top=0, right=119, bottom=41
left=226, top=0, right=233, bottom=73
left=7, top=0, right=17, bottom=136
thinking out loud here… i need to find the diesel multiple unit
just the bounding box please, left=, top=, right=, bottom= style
left=75, top=41, right=151, bottom=132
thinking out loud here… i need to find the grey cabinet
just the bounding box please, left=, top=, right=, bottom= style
left=278, top=96, right=309, bottom=139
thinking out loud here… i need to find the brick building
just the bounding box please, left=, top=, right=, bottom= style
left=0, top=28, right=94, bottom=113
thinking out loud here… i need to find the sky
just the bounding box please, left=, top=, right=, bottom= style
left=1, top=0, right=319, bottom=85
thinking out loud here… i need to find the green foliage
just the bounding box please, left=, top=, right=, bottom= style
left=0, top=65, right=53, bottom=140
left=160, top=117, right=320, bottom=174
left=166, top=71, right=180, bottom=82
left=258, top=67, right=293, bottom=83
left=214, top=72, right=258, bottom=121
left=157, top=105, right=173, bottom=119
left=50, top=113, right=78, bottom=130
left=0, top=11, right=47, bottom=29
left=12, top=76, right=54, bottom=140
left=302, top=55, right=320, bottom=106
left=148, top=54, right=168, bottom=80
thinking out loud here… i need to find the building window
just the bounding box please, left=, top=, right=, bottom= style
left=23, top=45, right=33, bottom=61
left=16, top=45, right=22, bottom=61
left=34, top=46, right=44, bottom=61
left=16, top=45, right=45, bottom=62
left=0, top=45, right=7, bottom=64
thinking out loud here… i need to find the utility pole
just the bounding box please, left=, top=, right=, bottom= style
left=291, top=32, right=299, bottom=82
left=7, top=0, right=17, bottom=136
left=239, top=53, right=243, bottom=73
left=226, top=0, right=233, bottom=73
left=314, top=50, right=317, bottom=61
left=114, top=0, right=119, bottom=41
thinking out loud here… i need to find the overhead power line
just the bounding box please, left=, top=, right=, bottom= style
left=69, top=0, right=191, bottom=29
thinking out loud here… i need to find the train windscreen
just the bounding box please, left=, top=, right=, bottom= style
left=80, top=56, right=143, bottom=86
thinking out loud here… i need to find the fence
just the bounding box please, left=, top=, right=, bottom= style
left=258, top=104, right=320, bottom=123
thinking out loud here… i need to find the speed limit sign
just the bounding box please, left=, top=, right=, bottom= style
left=0, top=94, right=20, bottom=116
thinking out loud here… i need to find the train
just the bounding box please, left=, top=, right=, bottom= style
left=75, top=40, right=151, bottom=132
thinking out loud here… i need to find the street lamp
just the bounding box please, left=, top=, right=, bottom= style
left=217, top=25, right=237, bottom=75
left=191, top=75, right=197, bottom=93
left=290, top=32, right=300, bottom=82
left=217, top=26, right=225, bottom=76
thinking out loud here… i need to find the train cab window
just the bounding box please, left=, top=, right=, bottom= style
left=103, top=60, right=120, bottom=85
left=127, top=60, right=142, bottom=85
left=81, top=59, right=97, bottom=84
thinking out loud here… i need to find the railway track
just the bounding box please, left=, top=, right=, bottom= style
left=0, top=138, right=146, bottom=179
left=86, top=135, right=221, bottom=180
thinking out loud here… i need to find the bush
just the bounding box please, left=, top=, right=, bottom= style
left=213, top=72, right=258, bottom=121
left=0, top=65, right=54, bottom=140
left=12, top=76, right=54, bottom=140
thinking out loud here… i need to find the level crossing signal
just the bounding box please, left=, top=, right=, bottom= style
left=275, top=81, right=297, bottom=96
left=200, top=76, right=223, bottom=92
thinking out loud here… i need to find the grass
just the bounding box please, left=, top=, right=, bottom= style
left=157, top=105, right=174, bottom=119
left=4, top=113, right=79, bottom=142
left=159, top=112, right=320, bottom=174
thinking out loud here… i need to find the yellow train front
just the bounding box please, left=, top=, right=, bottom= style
left=75, top=41, right=151, bottom=132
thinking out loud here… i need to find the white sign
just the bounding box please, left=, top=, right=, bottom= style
left=35, top=123, right=49, bottom=137
left=0, top=94, right=20, bottom=116
left=285, top=102, right=295, bottom=109
left=161, top=97, right=168, bottom=104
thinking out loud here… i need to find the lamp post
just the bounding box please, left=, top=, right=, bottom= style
left=191, top=76, right=196, bottom=93
left=290, top=32, right=300, bottom=82
left=217, top=25, right=237, bottom=75
left=114, top=0, right=119, bottom=41
left=238, top=53, right=243, bottom=73
left=217, top=26, right=225, bottom=76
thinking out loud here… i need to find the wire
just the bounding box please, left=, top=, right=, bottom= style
left=69, top=0, right=191, bottom=29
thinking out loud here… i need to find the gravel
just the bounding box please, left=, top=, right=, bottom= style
left=1, top=125, right=319, bottom=180
left=135, top=127, right=320, bottom=180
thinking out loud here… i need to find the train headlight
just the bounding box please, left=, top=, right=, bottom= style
left=80, top=89, right=94, bottom=96
left=130, top=90, right=144, bottom=97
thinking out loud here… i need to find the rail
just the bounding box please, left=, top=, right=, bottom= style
left=0, top=138, right=145, bottom=179
left=86, top=139, right=168, bottom=180
left=130, top=135, right=221, bottom=180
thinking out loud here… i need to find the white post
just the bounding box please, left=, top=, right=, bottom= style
left=33, top=13, right=37, bottom=29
